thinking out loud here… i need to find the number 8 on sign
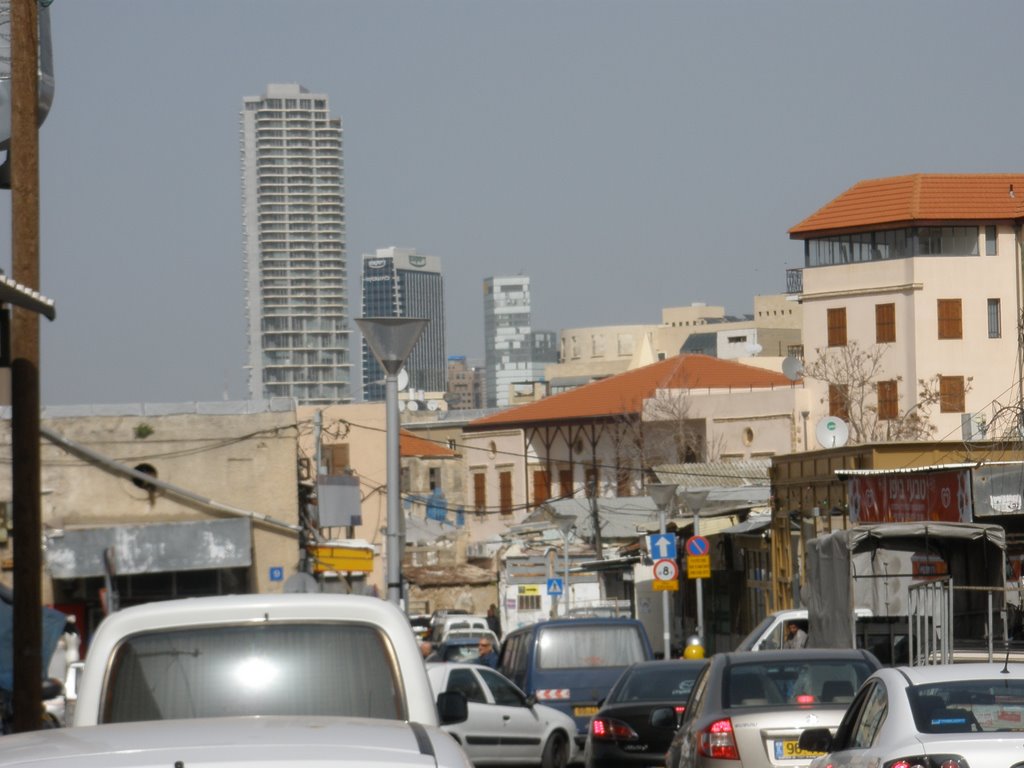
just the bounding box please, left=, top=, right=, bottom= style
left=654, top=558, right=678, bottom=581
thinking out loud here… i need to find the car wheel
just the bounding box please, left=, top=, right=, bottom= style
left=541, top=730, right=569, bottom=768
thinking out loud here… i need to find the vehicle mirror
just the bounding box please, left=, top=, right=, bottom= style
left=650, top=706, right=677, bottom=729
left=437, top=691, right=468, bottom=725
left=798, top=727, right=832, bottom=753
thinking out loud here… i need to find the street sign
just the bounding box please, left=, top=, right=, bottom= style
left=546, top=577, right=564, bottom=596
left=654, top=558, right=678, bottom=581
left=647, top=533, right=677, bottom=561
left=687, top=554, right=711, bottom=579
left=685, top=536, right=709, bottom=557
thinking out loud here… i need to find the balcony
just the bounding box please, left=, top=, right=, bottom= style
left=786, top=268, right=803, bottom=295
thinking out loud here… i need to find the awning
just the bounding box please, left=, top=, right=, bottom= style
left=45, top=518, right=253, bottom=579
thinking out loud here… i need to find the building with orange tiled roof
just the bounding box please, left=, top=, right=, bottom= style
left=788, top=173, right=1023, bottom=444
left=458, top=354, right=811, bottom=552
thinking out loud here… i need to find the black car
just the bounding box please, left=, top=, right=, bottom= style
left=583, top=658, right=707, bottom=768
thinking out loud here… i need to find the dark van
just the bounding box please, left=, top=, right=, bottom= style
left=497, top=617, right=653, bottom=745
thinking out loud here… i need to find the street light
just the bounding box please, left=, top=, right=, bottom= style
left=356, top=317, right=427, bottom=607
left=648, top=483, right=677, bottom=660
left=680, top=489, right=709, bottom=644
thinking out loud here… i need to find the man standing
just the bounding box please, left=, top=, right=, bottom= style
left=783, top=621, right=807, bottom=649
left=475, top=638, right=499, bottom=668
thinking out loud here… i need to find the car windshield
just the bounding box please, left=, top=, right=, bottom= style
left=908, top=679, right=1024, bottom=733
left=725, top=658, right=875, bottom=708
left=536, top=625, right=647, bottom=669
left=610, top=664, right=702, bottom=703
left=102, top=622, right=405, bottom=723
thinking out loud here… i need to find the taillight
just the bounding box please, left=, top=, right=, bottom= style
left=590, top=717, right=638, bottom=741
left=698, top=718, right=740, bottom=760
left=885, top=757, right=968, bottom=768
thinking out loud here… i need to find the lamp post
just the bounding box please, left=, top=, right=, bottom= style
left=648, top=483, right=677, bottom=660
left=681, top=489, right=709, bottom=644
left=356, top=317, right=427, bottom=607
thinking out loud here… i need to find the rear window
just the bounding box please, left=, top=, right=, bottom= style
left=537, top=624, right=647, bottom=670
left=909, top=679, right=1024, bottom=733
left=102, top=622, right=405, bottom=723
left=725, top=658, right=875, bottom=708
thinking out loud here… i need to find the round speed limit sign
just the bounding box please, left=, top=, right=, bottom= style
left=654, top=558, right=678, bottom=581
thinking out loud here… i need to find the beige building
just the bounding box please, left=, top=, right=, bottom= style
left=790, top=174, right=1024, bottom=443
left=1, top=401, right=301, bottom=639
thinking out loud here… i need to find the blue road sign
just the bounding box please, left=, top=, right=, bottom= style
left=546, top=577, right=564, bottom=596
left=647, top=533, right=677, bottom=561
left=685, top=536, right=710, bottom=556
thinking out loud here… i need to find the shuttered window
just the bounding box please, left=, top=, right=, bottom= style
left=877, top=380, right=898, bottom=421
left=827, top=307, right=847, bottom=347
left=499, top=471, right=513, bottom=515
left=939, top=376, right=965, bottom=413
left=829, top=384, right=850, bottom=421
left=875, top=303, right=896, bottom=344
left=937, top=299, right=962, bottom=339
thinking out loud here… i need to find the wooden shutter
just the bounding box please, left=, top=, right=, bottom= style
left=875, top=303, right=896, bottom=344
left=937, top=299, right=963, bottom=339
left=827, top=307, right=847, bottom=347
left=877, top=380, right=898, bottom=420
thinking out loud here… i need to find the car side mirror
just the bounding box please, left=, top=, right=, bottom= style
left=650, top=706, right=677, bottom=729
left=437, top=691, right=468, bottom=725
left=798, top=727, right=832, bottom=753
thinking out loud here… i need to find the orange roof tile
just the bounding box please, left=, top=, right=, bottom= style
left=466, top=355, right=794, bottom=429
left=400, top=429, right=457, bottom=458
left=790, top=174, right=1024, bottom=237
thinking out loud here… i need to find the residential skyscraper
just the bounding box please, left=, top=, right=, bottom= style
left=483, top=276, right=553, bottom=408
left=240, top=83, right=351, bottom=405
left=361, top=247, right=446, bottom=401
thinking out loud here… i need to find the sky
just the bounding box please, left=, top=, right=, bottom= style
left=3, top=0, right=1023, bottom=406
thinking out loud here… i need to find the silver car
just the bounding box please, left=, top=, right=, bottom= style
left=665, top=648, right=880, bottom=768
left=801, top=662, right=1024, bottom=768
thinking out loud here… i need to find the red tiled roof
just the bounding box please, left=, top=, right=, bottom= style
left=790, top=174, right=1024, bottom=237
left=400, top=429, right=457, bottom=458
left=466, top=355, right=794, bottom=429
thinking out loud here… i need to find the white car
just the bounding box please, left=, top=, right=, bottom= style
left=801, top=662, right=1024, bottom=768
left=0, top=715, right=473, bottom=767
left=427, top=662, right=579, bottom=767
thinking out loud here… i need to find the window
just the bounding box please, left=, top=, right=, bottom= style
left=473, top=473, right=486, bottom=513
left=499, top=470, right=513, bottom=515
left=532, top=470, right=550, bottom=505
left=829, top=384, right=850, bottom=421
left=988, top=299, right=1001, bottom=338
left=939, top=376, right=965, bottom=413
left=875, top=303, right=896, bottom=344
left=986, top=225, right=997, bottom=255
left=877, top=380, right=898, bottom=421
left=827, top=307, right=847, bottom=347
left=937, top=299, right=963, bottom=339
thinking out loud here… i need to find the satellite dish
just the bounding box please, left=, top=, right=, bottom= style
left=781, top=356, right=804, bottom=381
left=397, top=368, right=410, bottom=392
left=815, top=416, right=849, bottom=449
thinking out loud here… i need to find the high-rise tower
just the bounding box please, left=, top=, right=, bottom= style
left=361, top=247, right=446, bottom=401
left=240, top=83, right=351, bottom=405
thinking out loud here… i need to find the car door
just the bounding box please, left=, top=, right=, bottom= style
left=444, top=666, right=506, bottom=764
left=478, top=667, right=544, bottom=763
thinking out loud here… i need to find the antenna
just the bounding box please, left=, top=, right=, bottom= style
left=815, top=417, right=849, bottom=449
left=781, top=356, right=804, bottom=381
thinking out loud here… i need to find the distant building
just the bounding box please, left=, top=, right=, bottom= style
left=446, top=356, right=485, bottom=410
left=240, top=83, right=351, bottom=405
left=361, top=247, right=446, bottom=402
left=483, top=276, right=554, bottom=408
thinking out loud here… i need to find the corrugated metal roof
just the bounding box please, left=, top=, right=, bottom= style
left=790, top=174, right=1024, bottom=237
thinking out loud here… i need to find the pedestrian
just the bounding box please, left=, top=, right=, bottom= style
left=474, top=637, right=499, bottom=668
left=486, top=603, right=502, bottom=639
left=783, top=621, right=807, bottom=649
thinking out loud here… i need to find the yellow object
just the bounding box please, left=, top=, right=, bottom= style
left=683, top=644, right=705, bottom=659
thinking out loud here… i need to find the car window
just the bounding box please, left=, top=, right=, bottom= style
left=102, top=623, right=405, bottom=723
left=536, top=625, right=647, bottom=669
left=479, top=668, right=524, bottom=707
left=849, top=681, right=887, bottom=748
left=447, top=667, right=488, bottom=704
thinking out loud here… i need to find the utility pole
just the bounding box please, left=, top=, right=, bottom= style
left=10, top=0, right=42, bottom=734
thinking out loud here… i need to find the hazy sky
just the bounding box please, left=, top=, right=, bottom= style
left=4, top=0, right=1022, bottom=405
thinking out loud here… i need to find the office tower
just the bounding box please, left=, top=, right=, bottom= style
left=240, top=83, right=351, bottom=405
left=484, top=275, right=544, bottom=408
left=361, top=247, right=446, bottom=401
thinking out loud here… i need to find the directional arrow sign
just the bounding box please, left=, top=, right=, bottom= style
left=647, top=533, right=677, bottom=561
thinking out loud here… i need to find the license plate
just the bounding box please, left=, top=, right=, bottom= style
left=574, top=706, right=599, bottom=717
left=773, top=739, right=822, bottom=759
